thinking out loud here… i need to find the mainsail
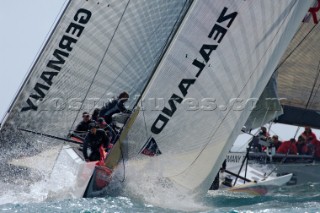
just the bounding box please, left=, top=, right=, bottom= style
left=275, top=0, right=320, bottom=128
left=124, top=0, right=313, bottom=196
left=0, top=0, right=192, bottom=138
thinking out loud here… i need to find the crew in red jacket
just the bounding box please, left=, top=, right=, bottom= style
left=277, top=138, right=298, bottom=155
left=313, top=139, right=320, bottom=159
left=300, top=126, right=317, bottom=143
left=300, top=126, right=318, bottom=155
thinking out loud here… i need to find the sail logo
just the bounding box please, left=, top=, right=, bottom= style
left=151, top=7, right=238, bottom=134
left=21, top=8, right=92, bottom=112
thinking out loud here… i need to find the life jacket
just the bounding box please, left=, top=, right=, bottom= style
left=296, top=142, right=308, bottom=155
left=277, top=141, right=297, bottom=155
left=313, top=140, right=320, bottom=158
left=301, top=131, right=317, bottom=143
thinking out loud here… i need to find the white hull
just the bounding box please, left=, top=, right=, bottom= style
left=218, top=164, right=292, bottom=195
left=227, top=173, right=292, bottom=195
left=226, top=152, right=320, bottom=186
left=46, top=145, right=96, bottom=199
left=254, top=162, right=320, bottom=185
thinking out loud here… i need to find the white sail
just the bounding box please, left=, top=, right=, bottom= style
left=244, top=72, right=283, bottom=130
left=0, top=0, right=193, bottom=194
left=125, top=0, right=313, bottom=196
left=0, top=0, right=192, bottom=138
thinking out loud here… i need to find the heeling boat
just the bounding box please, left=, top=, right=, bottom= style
left=0, top=0, right=314, bottom=200
left=227, top=0, right=320, bottom=188
left=0, top=0, right=193, bottom=197
left=103, top=0, right=314, bottom=198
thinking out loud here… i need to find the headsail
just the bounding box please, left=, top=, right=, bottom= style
left=244, top=72, right=283, bottom=130
left=124, top=0, right=313, bottom=196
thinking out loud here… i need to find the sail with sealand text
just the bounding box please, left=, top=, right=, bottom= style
left=124, top=0, right=313, bottom=196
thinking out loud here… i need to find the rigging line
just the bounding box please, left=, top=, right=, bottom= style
left=264, top=143, right=293, bottom=179
left=293, top=126, right=301, bottom=138
left=128, top=0, right=193, bottom=103
left=47, top=144, right=64, bottom=181
left=90, top=43, right=163, bottom=113
left=168, top=0, right=299, bottom=179
left=267, top=120, right=273, bottom=136
left=309, top=79, right=320, bottom=107
left=129, top=1, right=193, bottom=145
left=237, top=127, right=262, bottom=151
left=292, top=59, right=320, bottom=132
left=90, top=0, right=193, bottom=113
left=70, top=0, right=131, bottom=129
left=268, top=127, right=285, bottom=140
left=131, top=0, right=193, bottom=112
left=305, top=61, right=320, bottom=108
left=264, top=110, right=280, bottom=137
left=275, top=23, right=317, bottom=72
left=237, top=136, right=254, bottom=152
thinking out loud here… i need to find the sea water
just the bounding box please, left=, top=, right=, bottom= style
left=0, top=175, right=320, bottom=213
left=1, top=143, right=319, bottom=213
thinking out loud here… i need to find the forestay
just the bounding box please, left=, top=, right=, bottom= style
left=0, top=0, right=192, bottom=137
left=125, top=0, right=313, bottom=196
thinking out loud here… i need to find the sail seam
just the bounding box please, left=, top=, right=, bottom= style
left=275, top=24, right=317, bottom=72
left=87, top=1, right=193, bottom=118
left=137, top=0, right=194, bottom=142
left=168, top=0, right=299, bottom=179
left=70, top=0, right=131, bottom=130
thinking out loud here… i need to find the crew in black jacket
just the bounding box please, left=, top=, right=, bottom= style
left=75, top=111, right=92, bottom=133
left=99, top=92, right=131, bottom=124
left=82, top=121, right=109, bottom=162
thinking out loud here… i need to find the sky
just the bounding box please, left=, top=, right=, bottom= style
left=0, top=0, right=67, bottom=121
left=0, top=0, right=319, bottom=150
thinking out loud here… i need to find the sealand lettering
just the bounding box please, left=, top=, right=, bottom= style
left=162, top=94, right=183, bottom=117
left=151, top=7, right=237, bottom=134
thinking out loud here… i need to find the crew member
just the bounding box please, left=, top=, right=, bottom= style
left=277, top=138, right=298, bottom=155
left=83, top=121, right=110, bottom=162
left=99, top=92, right=131, bottom=124
left=75, top=112, right=92, bottom=132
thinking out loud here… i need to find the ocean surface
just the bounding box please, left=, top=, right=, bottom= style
left=0, top=179, right=319, bottom=213
left=0, top=141, right=319, bottom=213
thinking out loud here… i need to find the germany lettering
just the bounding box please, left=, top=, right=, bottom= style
left=151, top=7, right=238, bottom=134
left=21, top=8, right=92, bottom=112
left=226, top=155, right=242, bottom=163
